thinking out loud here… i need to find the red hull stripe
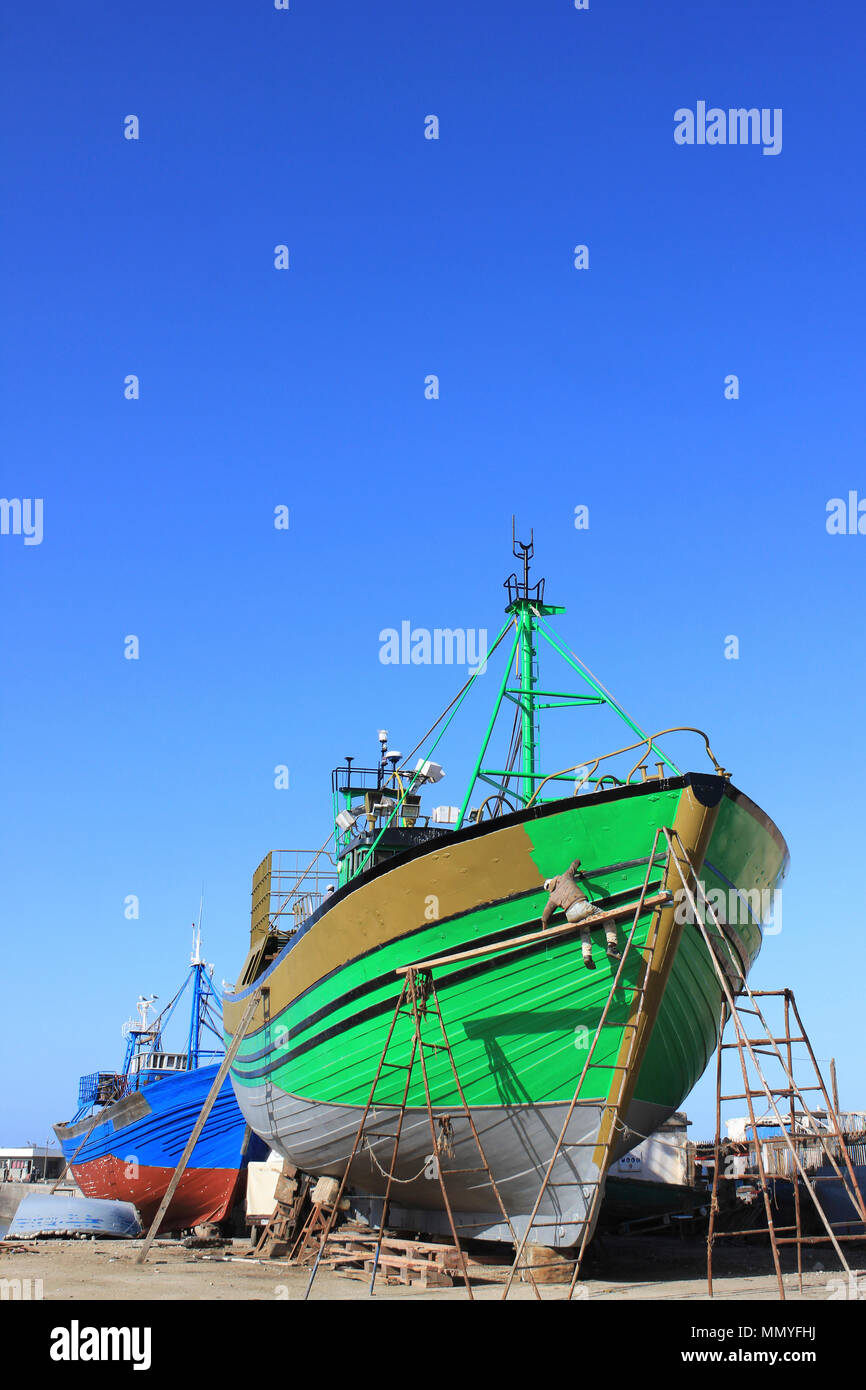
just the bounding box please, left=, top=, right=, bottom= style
left=71, top=1155, right=246, bottom=1231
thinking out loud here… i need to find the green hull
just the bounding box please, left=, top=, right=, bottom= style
left=225, top=774, right=787, bottom=1242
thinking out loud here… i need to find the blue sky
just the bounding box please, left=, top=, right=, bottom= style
left=1, top=0, right=864, bottom=1146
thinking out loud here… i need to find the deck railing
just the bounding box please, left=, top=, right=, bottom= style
left=261, top=848, right=338, bottom=935
left=525, top=727, right=728, bottom=808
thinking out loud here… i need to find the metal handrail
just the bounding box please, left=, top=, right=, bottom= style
left=471, top=793, right=519, bottom=823
left=267, top=846, right=338, bottom=932
left=525, top=727, right=726, bottom=808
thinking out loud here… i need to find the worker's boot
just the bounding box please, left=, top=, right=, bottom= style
left=605, top=925, right=621, bottom=960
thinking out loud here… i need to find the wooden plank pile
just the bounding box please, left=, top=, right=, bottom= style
left=323, top=1229, right=462, bottom=1288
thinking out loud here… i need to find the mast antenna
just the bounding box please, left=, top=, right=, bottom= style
left=191, top=892, right=204, bottom=965
left=505, top=517, right=545, bottom=608
left=511, top=515, right=534, bottom=600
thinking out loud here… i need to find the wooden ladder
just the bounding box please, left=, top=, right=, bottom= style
left=289, top=1188, right=341, bottom=1265
left=250, top=1170, right=311, bottom=1259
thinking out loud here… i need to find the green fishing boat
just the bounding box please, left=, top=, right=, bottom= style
left=224, top=534, right=788, bottom=1248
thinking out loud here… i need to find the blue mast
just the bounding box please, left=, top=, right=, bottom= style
left=73, top=924, right=224, bottom=1120
left=186, top=924, right=215, bottom=1071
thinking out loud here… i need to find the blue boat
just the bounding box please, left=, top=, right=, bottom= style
left=54, top=931, right=268, bottom=1233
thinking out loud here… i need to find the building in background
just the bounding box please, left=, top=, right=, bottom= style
left=0, top=1145, right=65, bottom=1183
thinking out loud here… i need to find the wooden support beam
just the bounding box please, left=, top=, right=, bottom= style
left=135, top=986, right=264, bottom=1265
left=396, top=891, right=671, bottom=975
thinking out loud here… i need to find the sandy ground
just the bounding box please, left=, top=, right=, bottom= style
left=2, top=1234, right=863, bottom=1301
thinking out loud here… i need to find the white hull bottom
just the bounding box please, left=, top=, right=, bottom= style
left=232, top=1081, right=671, bottom=1245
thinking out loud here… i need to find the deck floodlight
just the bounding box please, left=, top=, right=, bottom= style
left=432, top=806, right=460, bottom=824
left=336, top=810, right=358, bottom=833
left=415, top=758, right=445, bottom=784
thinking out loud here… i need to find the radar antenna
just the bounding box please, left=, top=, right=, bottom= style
left=121, top=994, right=158, bottom=1039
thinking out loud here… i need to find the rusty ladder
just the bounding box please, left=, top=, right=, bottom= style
left=502, top=826, right=673, bottom=1299
left=303, top=966, right=543, bottom=1300
left=663, top=827, right=866, bottom=1301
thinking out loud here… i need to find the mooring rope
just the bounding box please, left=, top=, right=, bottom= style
left=362, top=1137, right=432, bottom=1185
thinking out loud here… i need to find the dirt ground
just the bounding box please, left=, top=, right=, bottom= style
left=2, top=1234, right=863, bottom=1301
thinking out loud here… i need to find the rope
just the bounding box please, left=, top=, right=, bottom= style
left=494, top=705, right=522, bottom=814
left=397, top=617, right=517, bottom=772
left=362, top=1138, right=432, bottom=1185
left=396, top=620, right=516, bottom=774
left=51, top=1106, right=109, bottom=1194
left=609, top=1113, right=689, bottom=1158
left=356, top=620, right=516, bottom=876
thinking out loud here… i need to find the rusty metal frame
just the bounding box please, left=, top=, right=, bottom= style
left=665, top=829, right=866, bottom=1301
left=303, top=968, right=542, bottom=1301
left=501, top=826, right=672, bottom=1299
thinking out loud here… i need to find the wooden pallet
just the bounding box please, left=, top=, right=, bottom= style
left=323, top=1230, right=461, bottom=1288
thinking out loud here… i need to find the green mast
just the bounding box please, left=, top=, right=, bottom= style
left=452, top=523, right=678, bottom=831
left=505, top=523, right=564, bottom=805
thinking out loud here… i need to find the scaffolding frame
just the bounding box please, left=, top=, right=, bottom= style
left=298, top=823, right=864, bottom=1303
left=501, top=826, right=672, bottom=1298
left=303, top=966, right=543, bottom=1300
left=661, top=831, right=866, bottom=1300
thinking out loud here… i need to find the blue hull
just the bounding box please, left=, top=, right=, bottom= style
left=54, top=1065, right=268, bottom=1231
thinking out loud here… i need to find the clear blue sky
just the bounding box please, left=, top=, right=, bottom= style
left=2, top=1, right=864, bottom=1146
